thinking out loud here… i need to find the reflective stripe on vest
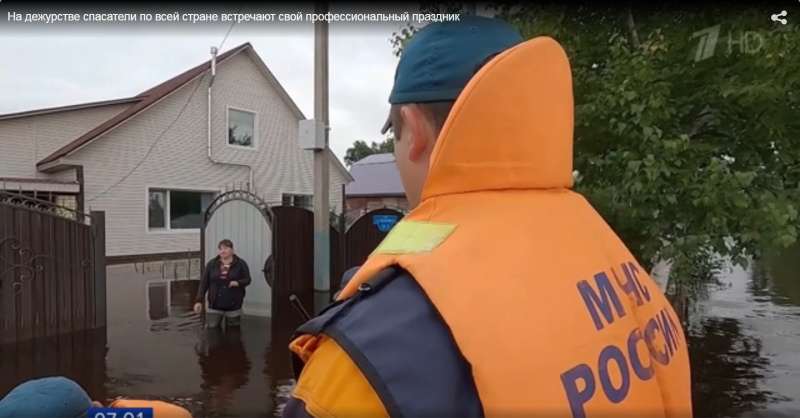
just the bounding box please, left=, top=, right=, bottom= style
left=291, top=266, right=484, bottom=417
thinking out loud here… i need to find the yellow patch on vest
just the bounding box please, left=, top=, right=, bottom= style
left=373, top=220, right=457, bottom=254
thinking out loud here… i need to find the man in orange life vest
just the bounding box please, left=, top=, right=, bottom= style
left=283, top=16, right=693, bottom=418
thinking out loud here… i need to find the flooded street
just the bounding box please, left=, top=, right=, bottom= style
left=0, top=262, right=304, bottom=417
left=688, top=247, right=800, bottom=417
left=1, top=255, right=800, bottom=417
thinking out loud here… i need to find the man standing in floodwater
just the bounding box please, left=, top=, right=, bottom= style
left=195, top=239, right=252, bottom=328
left=283, top=16, right=692, bottom=417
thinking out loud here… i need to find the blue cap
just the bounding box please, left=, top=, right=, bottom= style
left=0, top=376, right=93, bottom=418
left=381, top=16, right=523, bottom=134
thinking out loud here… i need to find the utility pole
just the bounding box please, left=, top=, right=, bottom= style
left=313, top=0, right=331, bottom=306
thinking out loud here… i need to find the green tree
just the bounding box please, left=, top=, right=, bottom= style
left=344, top=138, right=395, bottom=166
left=392, top=4, right=800, bottom=291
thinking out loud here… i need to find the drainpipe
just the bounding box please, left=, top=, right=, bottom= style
left=207, top=46, right=254, bottom=190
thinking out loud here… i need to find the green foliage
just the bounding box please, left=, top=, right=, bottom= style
left=392, top=4, right=800, bottom=286
left=330, top=210, right=345, bottom=231
left=344, top=138, right=395, bottom=166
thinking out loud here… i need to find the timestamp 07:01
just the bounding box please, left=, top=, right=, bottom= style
left=88, top=407, right=154, bottom=418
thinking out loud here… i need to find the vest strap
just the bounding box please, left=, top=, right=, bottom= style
left=290, top=267, right=402, bottom=380
left=290, top=266, right=484, bottom=417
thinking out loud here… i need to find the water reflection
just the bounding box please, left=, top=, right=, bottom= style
left=757, top=246, right=800, bottom=307
left=0, top=263, right=301, bottom=417
left=687, top=253, right=800, bottom=417
left=196, top=328, right=251, bottom=414
left=689, top=317, right=777, bottom=417
left=147, top=281, right=170, bottom=321
left=0, top=329, right=108, bottom=403
left=102, top=264, right=299, bottom=416
left=265, top=311, right=304, bottom=417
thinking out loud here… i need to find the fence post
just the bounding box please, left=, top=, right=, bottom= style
left=91, top=211, right=107, bottom=329
left=339, top=211, right=346, bottom=277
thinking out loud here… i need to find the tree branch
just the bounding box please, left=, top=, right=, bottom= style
left=625, top=3, right=641, bottom=51
left=688, top=105, right=716, bottom=139
left=622, top=3, right=715, bottom=142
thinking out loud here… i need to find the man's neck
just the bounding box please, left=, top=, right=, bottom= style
left=221, top=256, right=233, bottom=264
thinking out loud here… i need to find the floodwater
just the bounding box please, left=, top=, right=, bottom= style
left=1, top=253, right=800, bottom=417
left=688, top=248, right=800, bottom=417
left=0, top=261, right=306, bottom=417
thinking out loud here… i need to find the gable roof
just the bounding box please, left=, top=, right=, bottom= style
left=345, top=153, right=405, bottom=196
left=36, top=43, right=248, bottom=167
left=30, top=42, right=352, bottom=181
left=356, top=153, right=396, bottom=164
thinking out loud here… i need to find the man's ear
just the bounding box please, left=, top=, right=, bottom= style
left=400, top=105, right=430, bottom=163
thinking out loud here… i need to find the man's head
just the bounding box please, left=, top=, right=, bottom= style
left=382, top=16, right=523, bottom=207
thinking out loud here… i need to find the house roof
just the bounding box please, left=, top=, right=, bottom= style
left=345, top=153, right=405, bottom=197
left=0, top=98, right=141, bottom=121
left=17, top=42, right=351, bottom=181
left=35, top=43, right=250, bottom=167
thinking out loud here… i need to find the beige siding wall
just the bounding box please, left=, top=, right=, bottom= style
left=49, top=169, right=79, bottom=182
left=68, top=52, right=347, bottom=257
left=0, top=104, right=131, bottom=178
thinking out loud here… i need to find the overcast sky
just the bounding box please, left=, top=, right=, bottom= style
left=0, top=22, right=407, bottom=162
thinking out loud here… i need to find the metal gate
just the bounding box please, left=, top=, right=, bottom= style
left=271, top=206, right=341, bottom=317
left=324, top=208, right=406, bottom=291
left=0, top=194, right=106, bottom=345
left=201, top=190, right=273, bottom=317
left=342, top=208, right=405, bottom=281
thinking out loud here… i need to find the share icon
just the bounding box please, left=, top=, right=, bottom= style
left=771, top=10, right=787, bottom=25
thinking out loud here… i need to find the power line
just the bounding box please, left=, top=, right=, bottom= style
left=87, top=3, right=246, bottom=203
left=217, top=3, right=244, bottom=51
left=87, top=80, right=204, bottom=203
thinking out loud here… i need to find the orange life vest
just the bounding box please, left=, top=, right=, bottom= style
left=331, top=36, right=693, bottom=417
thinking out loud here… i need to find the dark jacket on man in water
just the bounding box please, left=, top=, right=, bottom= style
left=196, top=255, right=252, bottom=311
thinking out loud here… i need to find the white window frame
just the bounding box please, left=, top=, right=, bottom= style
left=281, top=192, right=314, bottom=209
left=226, top=106, right=259, bottom=151
left=146, top=186, right=219, bottom=234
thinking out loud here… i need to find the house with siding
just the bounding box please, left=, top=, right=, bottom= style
left=0, top=42, right=352, bottom=263
left=345, top=153, right=408, bottom=216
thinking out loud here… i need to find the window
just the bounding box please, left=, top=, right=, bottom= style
left=227, top=108, right=257, bottom=148
left=148, top=189, right=216, bottom=231
left=282, top=193, right=313, bottom=209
